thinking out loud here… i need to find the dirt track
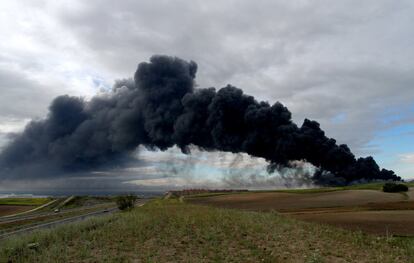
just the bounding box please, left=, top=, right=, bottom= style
left=0, top=206, right=35, bottom=217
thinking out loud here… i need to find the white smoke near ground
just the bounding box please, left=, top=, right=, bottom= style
left=130, top=146, right=316, bottom=190
left=221, top=157, right=315, bottom=190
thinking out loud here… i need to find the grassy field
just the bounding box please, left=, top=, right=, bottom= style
left=0, top=199, right=412, bottom=262
left=0, top=198, right=51, bottom=206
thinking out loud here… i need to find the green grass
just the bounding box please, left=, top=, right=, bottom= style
left=186, top=182, right=407, bottom=198
left=343, top=182, right=391, bottom=191
left=269, top=187, right=341, bottom=194
left=181, top=182, right=412, bottom=199
left=0, top=198, right=51, bottom=206
left=0, top=199, right=412, bottom=262
left=406, top=182, right=414, bottom=187
left=183, top=191, right=250, bottom=198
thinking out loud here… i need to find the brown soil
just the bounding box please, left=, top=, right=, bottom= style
left=0, top=205, right=35, bottom=217
left=293, top=210, right=414, bottom=236
left=189, top=190, right=404, bottom=212
left=405, top=187, right=414, bottom=200
left=189, top=190, right=414, bottom=236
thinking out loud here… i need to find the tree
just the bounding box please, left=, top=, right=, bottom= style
left=383, top=182, right=408, bottom=193
left=116, top=194, right=137, bottom=210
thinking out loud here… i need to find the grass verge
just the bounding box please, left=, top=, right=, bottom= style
left=0, top=199, right=412, bottom=262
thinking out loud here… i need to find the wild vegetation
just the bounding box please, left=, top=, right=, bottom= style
left=383, top=182, right=409, bottom=193
left=116, top=195, right=137, bottom=210
left=0, top=199, right=412, bottom=262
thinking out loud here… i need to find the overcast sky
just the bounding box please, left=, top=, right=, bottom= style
left=0, top=0, right=413, bottom=192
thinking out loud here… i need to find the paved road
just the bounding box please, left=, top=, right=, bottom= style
left=0, top=203, right=119, bottom=223
left=0, top=199, right=148, bottom=240
left=0, top=203, right=115, bottom=224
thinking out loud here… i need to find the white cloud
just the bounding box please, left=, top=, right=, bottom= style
left=126, top=177, right=207, bottom=188
left=400, top=153, right=414, bottom=164
left=0, top=118, right=30, bottom=134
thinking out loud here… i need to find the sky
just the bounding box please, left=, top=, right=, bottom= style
left=0, top=0, right=413, bottom=192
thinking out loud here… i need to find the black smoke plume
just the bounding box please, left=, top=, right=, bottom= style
left=0, top=55, right=400, bottom=185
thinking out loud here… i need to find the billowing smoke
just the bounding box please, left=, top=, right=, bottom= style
left=0, top=55, right=400, bottom=185
left=222, top=158, right=315, bottom=189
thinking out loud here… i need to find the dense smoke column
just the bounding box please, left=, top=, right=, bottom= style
left=174, top=83, right=399, bottom=185
left=136, top=56, right=197, bottom=150
left=0, top=55, right=400, bottom=185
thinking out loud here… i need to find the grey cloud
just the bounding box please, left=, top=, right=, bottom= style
left=0, top=0, right=413, bottom=189
left=283, top=63, right=414, bottom=153
left=38, top=0, right=414, bottom=157
left=0, top=68, right=51, bottom=120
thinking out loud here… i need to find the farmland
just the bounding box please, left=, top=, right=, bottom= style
left=0, top=198, right=51, bottom=206
left=0, top=198, right=52, bottom=217
left=0, top=206, right=36, bottom=217
left=188, top=186, right=414, bottom=236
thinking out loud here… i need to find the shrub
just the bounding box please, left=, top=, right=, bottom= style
left=382, top=182, right=408, bottom=193
left=116, top=194, right=137, bottom=210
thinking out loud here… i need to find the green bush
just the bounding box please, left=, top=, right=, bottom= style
left=116, top=194, right=137, bottom=210
left=382, top=182, right=408, bottom=193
